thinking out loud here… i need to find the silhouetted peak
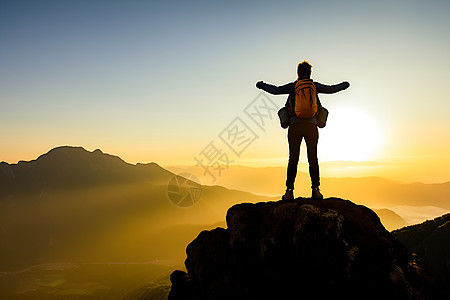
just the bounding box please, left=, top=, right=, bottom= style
left=0, top=146, right=173, bottom=197
left=48, top=145, right=86, bottom=153
left=38, top=145, right=88, bottom=160
left=35, top=146, right=125, bottom=165
left=169, top=198, right=431, bottom=300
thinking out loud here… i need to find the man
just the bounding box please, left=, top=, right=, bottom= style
left=256, top=61, right=349, bottom=200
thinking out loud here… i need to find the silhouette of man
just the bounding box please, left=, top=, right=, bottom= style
left=256, top=61, right=349, bottom=200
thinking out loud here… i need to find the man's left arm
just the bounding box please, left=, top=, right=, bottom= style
left=315, top=81, right=350, bottom=94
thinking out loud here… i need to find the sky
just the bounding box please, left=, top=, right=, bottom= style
left=1, top=0, right=449, bottom=183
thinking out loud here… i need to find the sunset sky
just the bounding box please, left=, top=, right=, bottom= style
left=1, top=0, right=449, bottom=183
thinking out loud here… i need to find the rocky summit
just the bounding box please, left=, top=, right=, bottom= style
left=169, top=198, right=431, bottom=300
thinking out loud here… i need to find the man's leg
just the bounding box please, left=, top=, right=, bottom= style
left=286, top=123, right=303, bottom=191
left=304, top=124, right=320, bottom=189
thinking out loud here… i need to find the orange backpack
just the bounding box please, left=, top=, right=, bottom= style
left=294, top=79, right=318, bottom=118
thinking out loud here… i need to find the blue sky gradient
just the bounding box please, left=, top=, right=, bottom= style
left=1, top=0, right=450, bottom=182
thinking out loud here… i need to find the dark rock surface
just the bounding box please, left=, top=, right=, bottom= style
left=169, top=198, right=431, bottom=299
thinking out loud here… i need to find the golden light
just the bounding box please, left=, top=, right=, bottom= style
left=318, top=106, right=383, bottom=162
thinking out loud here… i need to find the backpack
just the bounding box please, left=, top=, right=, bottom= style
left=280, top=79, right=328, bottom=129
left=294, top=79, right=318, bottom=118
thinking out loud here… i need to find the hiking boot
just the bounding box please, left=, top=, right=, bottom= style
left=311, top=187, right=323, bottom=200
left=282, top=189, right=294, bottom=201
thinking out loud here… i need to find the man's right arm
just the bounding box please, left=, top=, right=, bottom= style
left=256, top=81, right=294, bottom=95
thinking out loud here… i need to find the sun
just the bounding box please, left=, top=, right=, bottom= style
left=318, top=107, right=383, bottom=161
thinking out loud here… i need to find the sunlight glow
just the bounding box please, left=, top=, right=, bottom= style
left=319, top=107, right=383, bottom=161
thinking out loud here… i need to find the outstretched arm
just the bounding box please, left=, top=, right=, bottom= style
left=315, top=81, right=350, bottom=94
left=256, top=81, right=294, bottom=95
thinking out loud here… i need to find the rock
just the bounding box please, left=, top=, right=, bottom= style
left=169, top=198, right=431, bottom=299
left=168, top=270, right=193, bottom=300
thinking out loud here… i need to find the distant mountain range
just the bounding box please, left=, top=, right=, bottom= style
left=1, top=146, right=448, bottom=299
left=0, top=146, right=274, bottom=271
left=0, top=146, right=446, bottom=272
left=168, top=164, right=450, bottom=222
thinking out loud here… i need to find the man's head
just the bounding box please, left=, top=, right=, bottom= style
left=297, top=60, right=312, bottom=78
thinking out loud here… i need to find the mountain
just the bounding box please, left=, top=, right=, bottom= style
left=0, top=146, right=275, bottom=272
left=0, top=146, right=415, bottom=273
left=322, top=177, right=450, bottom=211
left=0, top=146, right=443, bottom=299
left=0, top=146, right=173, bottom=197
left=373, top=208, right=407, bottom=231
left=169, top=198, right=431, bottom=299
left=393, top=214, right=450, bottom=298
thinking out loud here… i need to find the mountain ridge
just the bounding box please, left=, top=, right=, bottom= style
left=0, top=146, right=432, bottom=231
left=393, top=213, right=450, bottom=297
left=0, top=146, right=447, bottom=299
left=0, top=146, right=172, bottom=197
left=0, top=146, right=277, bottom=271
left=167, top=164, right=450, bottom=213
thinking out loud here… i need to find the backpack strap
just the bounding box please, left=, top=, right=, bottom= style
left=312, top=81, right=322, bottom=108
left=285, top=80, right=297, bottom=117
